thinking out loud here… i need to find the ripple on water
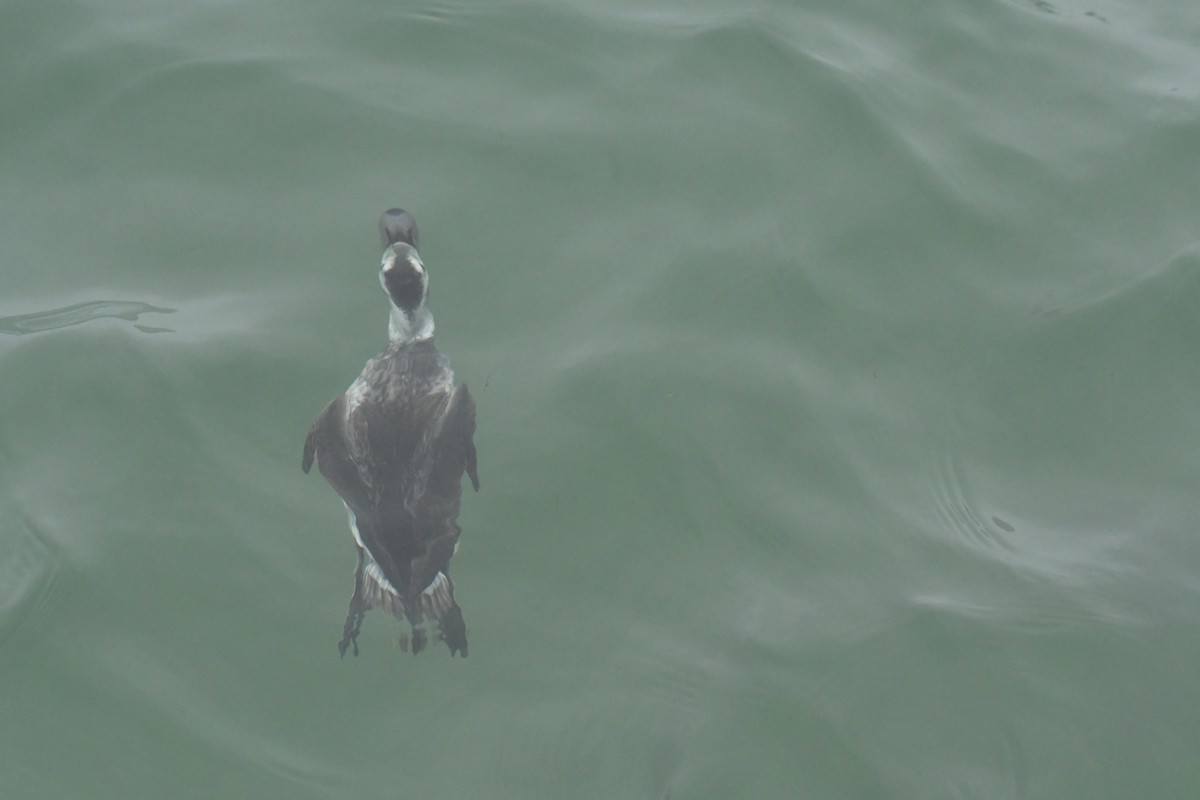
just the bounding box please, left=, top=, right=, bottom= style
left=0, top=509, right=62, bottom=654
left=931, top=450, right=1017, bottom=553
left=920, top=439, right=1152, bottom=638
left=0, top=299, right=175, bottom=335
left=928, top=446, right=1139, bottom=578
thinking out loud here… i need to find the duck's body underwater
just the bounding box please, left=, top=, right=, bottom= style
left=303, top=208, right=479, bottom=657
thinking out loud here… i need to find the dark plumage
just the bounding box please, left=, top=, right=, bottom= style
left=303, top=209, right=478, bottom=657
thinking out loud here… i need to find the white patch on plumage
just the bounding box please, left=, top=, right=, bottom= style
left=343, top=504, right=366, bottom=550
left=364, top=559, right=399, bottom=596
left=387, top=305, right=434, bottom=343
left=380, top=245, right=434, bottom=344
left=343, top=374, right=372, bottom=418
left=418, top=571, right=454, bottom=618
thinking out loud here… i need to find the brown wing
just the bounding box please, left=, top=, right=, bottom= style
left=439, top=383, right=479, bottom=492
left=302, top=395, right=374, bottom=514
left=405, top=383, right=479, bottom=596
left=458, top=384, right=480, bottom=492
left=302, top=396, right=342, bottom=475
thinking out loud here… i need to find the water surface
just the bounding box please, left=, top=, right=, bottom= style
left=2, top=0, right=1199, bottom=797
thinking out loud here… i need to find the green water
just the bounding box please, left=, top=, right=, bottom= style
left=3, top=0, right=1200, bottom=797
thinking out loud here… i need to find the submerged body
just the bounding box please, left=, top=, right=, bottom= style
left=303, top=209, right=478, bottom=657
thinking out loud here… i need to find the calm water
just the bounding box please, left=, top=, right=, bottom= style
left=3, top=0, right=1199, bottom=797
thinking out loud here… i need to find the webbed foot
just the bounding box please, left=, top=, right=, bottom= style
left=338, top=628, right=360, bottom=658
left=438, top=607, right=468, bottom=657
left=410, top=626, right=427, bottom=655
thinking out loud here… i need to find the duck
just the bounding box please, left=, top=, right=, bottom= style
left=303, top=208, right=479, bottom=657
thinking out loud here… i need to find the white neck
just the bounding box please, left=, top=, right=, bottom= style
left=388, top=304, right=434, bottom=343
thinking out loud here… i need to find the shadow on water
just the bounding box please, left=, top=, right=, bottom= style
left=0, top=300, right=175, bottom=335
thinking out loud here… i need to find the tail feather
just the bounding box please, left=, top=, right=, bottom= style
left=357, top=562, right=468, bottom=657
